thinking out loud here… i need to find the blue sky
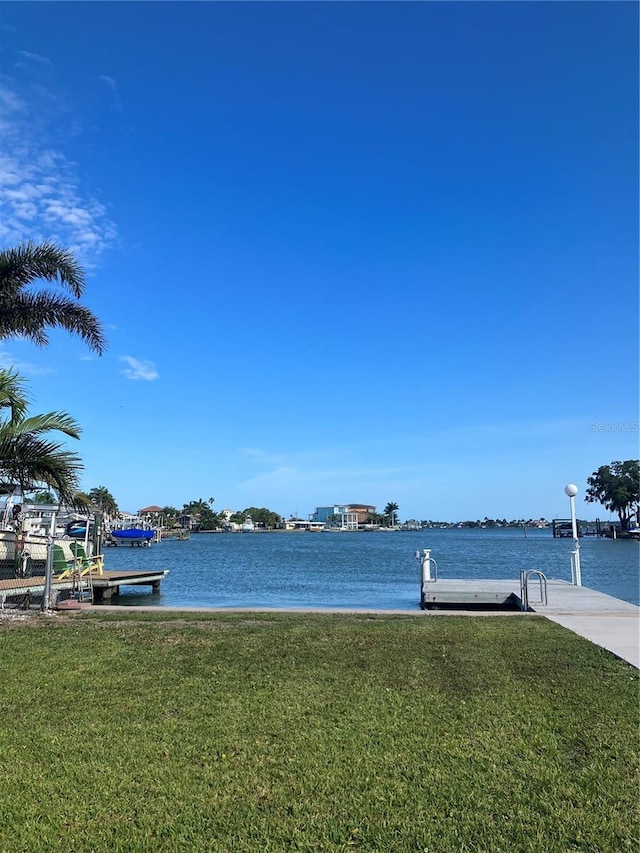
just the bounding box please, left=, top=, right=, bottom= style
left=0, top=2, right=638, bottom=521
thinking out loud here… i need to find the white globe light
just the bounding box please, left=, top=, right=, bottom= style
left=564, top=483, right=579, bottom=497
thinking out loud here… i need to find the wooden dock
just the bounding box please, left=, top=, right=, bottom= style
left=0, top=569, right=169, bottom=605
left=421, top=578, right=639, bottom=668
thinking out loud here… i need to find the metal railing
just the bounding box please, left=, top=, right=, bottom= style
left=416, top=550, right=438, bottom=582
left=519, top=569, right=548, bottom=611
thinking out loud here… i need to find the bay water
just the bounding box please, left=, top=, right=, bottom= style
left=101, top=528, right=639, bottom=609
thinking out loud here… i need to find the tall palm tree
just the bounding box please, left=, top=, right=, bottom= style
left=0, top=369, right=83, bottom=504
left=383, top=502, right=399, bottom=527
left=162, top=506, right=179, bottom=528
left=183, top=498, right=210, bottom=516
left=88, top=485, right=119, bottom=519
left=0, top=241, right=106, bottom=354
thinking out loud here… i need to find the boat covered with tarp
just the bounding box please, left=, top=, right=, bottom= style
left=110, top=527, right=154, bottom=546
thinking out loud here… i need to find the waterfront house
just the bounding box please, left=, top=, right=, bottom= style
left=311, top=504, right=377, bottom=530
left=139, top=505, right=164, bottom=516
left=176, top=513, right=197, bottom=531
left=284, top=519, right=326, bottom=532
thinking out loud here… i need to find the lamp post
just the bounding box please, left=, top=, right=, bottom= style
left=564, top=484, right=582, bottom=586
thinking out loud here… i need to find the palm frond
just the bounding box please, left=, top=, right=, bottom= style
left=0, top=377, right=84, bottom=503
left=71, top=491, right=93, bottom=511
left=0, top=368, right=30, bottom=423
left=0, top=240, right=85, bottom=298
left=0, top=434, right=83, bottom=504
left=0, top=292, right=106, bottom=354
left=11, top=412, right=82, bottom=441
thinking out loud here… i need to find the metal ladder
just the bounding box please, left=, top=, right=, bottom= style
left=70, top=565, right=94, bottom=603
left=519, top=569, right=548, bottom=611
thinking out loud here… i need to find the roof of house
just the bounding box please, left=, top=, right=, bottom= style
left=139, top=505, right=164, bottom=513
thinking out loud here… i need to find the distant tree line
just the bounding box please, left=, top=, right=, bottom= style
left=227, top=507, right=283, bottom=529
left=158, top=501, right=283, bottom=531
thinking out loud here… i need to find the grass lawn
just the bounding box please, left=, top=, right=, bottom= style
left=0, top=611, right=637, bottom=852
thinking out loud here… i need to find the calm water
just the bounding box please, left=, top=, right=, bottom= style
left=101, top=528, right=639, bottom=609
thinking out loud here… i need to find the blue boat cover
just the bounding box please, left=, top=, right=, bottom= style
left=112, top=528, right=154, bottom=540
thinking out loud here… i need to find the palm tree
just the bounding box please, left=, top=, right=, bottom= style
left=33, top=490, right=56, bottom=504
left=0, top=369, right=83, bottom=504
left=0, top=241, right=106, bottom=354
left=383, top=502, right=399, bottom=527
left=160, top=506, right=178, bottom=529
left=184, top=498, right=210, bottom=516
left=88, top=485, right=119, bottom=519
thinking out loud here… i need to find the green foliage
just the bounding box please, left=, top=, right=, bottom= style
left=182, top=498, right=224, bottom=530
left=0, top=240, right=106, bottom=354
left=585, top=460, right=640, bottom=529
left=71, top=491, right=92, bottom=511
left=162, top=506, right=179, bottom=526
left=225, top=507, right=282, bottom=528
left=0, top=368, right=83, bottom=503
left=383, top=501, right=399, bottom=526
left=240, top=507, right=282, bottom=528
left=227, top=511, right=246, bottom=524
left=87, top=485, right=118, bottom=518
left=0, top=614, right=637, bottom=852
left=0, top=242, right=109, bottom=509
left=33, top=490, right=56, bottom=504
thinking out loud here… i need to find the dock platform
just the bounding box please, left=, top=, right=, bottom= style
left=422, top=578, right=639, bottom=668
left=0, top=569, right=169, bottom=605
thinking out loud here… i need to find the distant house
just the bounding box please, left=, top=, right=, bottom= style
left=138, top=505, right=165, bottom=528
left=284, top=519, right=326, bottom=532
left=176, top=513, right=197, bottom=531
left=311, top=504, right=376, bottom=529
left=118, top=512, right=141, bottom=527
left=220, top=509, right=243, bottom=532
left=346, top=504, right=377, bottom=523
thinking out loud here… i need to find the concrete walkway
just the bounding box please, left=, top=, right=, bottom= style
left=420, top=577, right=639, bottom=668
left=545, top=612, right=639, bottom=668
left=534, top=580, right=640, bottom=669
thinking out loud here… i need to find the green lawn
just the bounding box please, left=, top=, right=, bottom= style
left=0, top=612, right=637, bottom=852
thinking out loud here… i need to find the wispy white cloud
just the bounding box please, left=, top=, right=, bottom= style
left=240, top=447, right=287, bottom=466
left=0, top=348, right=55, bottom=376
left=235, top=459, right=423, bottom=517
left=0, top=85, right=25, bottom=114
left=0, top=78, right=117, bottom=259
left=98, top=74, right=123, bottom=111
left=18, top=50, right=51, bottom=65
left=120, top=356, right=159, bottom=381
left=238, top=459, right=412, bottom=501
left=235, top=442, right=409, bottom=505
left=242, top=463, right=409, bottom=487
